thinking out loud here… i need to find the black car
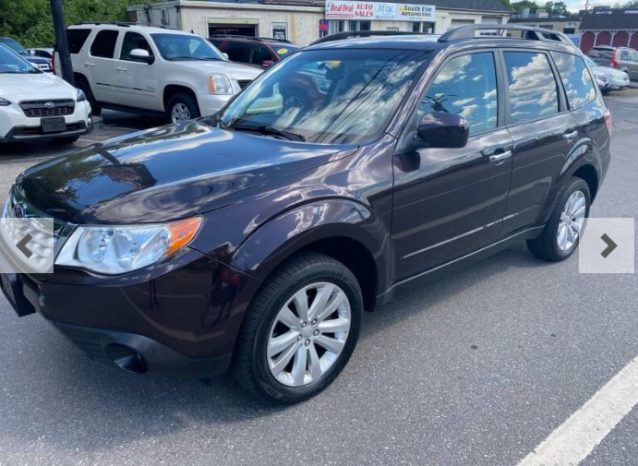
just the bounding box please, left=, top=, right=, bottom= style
left=0, top=37, right=51, bottom=72
left=209, top=35, right=299, bottom=68
left=0, top=25, right=611, bottom=403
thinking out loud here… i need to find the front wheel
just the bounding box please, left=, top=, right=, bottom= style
left=167, top=93, right=200, bottom=124
left=527, top=177, right=591, bottom=261
left=232, top=253, right=362, bottom=403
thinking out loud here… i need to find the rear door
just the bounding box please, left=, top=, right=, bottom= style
left=392, top=51, right=513, bottom=278
left=500, top=50, right=575, bottom=235
left=86, top=29, right=121, bottom=104
left=625, top=49, right=638, bottom=81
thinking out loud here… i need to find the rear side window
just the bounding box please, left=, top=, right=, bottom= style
left=418, top=52, right=498, bottom=135
left=67, top=29, right=90, bottom=54
left=551, top=52, right=597, bottom=110
left=503, top=51, right=559, bottom=125
left=90, top=30, right=118, bottom=58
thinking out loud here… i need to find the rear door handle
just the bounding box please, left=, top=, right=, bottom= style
left=84, top=62, right=95, bottom=68
left=488, top=150, right=512, bottom=165
left=116, top=67, right=127, bottom=72
left=564, top=130, right=578, bottom=142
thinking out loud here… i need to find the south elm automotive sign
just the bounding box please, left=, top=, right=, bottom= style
left=325, top=1, right=436, bottom=22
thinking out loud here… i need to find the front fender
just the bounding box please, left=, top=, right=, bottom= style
left=230, top=199, right=391, bottom=294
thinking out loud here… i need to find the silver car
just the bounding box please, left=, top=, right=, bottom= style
left=584, top=56, right=630, bottom=94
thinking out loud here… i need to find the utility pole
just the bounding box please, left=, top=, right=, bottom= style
left=50, top=0, right=74, bottom=85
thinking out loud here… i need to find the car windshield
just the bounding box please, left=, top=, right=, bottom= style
left=152, top=33, right=225, bottom=61
left=0, top=37, right=28, bottom=55
left=0, top=44, right=38, bottom=73
left=219, top=48, right=431, bottom=144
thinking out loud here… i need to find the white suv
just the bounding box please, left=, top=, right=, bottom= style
left=56, top=24, right=262, bottom=123
left=0, top=44, right=92, bottom=145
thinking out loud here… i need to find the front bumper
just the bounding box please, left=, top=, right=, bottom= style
left=0, top=100, right=92, bottom=142
left=0, top=250, right=261, bottom=377
left=197, top=93, right=233, bottom=117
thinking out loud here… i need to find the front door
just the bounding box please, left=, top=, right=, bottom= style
left=392, top=51, right=513, bottom=280
left=113, top=32, right=160, bottom=111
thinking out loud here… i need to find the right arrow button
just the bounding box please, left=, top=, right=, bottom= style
left=600, top=233, right=618, bottom=258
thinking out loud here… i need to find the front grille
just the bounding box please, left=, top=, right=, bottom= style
left=237, top=80, right=252, bottom=90
left=20, top=99, right=75, bottom=118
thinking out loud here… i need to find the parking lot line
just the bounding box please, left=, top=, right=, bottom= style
left=517, top=355, right=638, bottom=466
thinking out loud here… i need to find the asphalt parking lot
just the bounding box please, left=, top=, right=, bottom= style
left=1, top=96, right=637, bottom=465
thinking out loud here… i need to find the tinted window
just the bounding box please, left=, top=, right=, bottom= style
left=120, top=32, right=154, bottom=61
left=67, top=29, right=91, bottom=54
left=551, top=52, right=596, bottom=110
left=504, top=51, right=559, bottom=124
left=90, top=30, right=118, bottom=58
left=418, top=52, right=498, bottom=135
left=152, top=33, right=224, bottom=61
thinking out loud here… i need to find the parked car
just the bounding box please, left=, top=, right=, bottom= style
left=587, top=45, right=638, bottom=81
left=0, top=37, right=51, bottom=72
left=0, top=44, right=92, bottom=144
left=209, top=35, right=300, bottom=68
left=28, top=47, right=54, bottom=60
left=1, top=26, right=610, bottom=403
left=54, top=23, right=262, bottom=122
left=584, top=55, right=630, bottom=93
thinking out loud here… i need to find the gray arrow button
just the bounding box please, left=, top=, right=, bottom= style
left=16, top=234, right=33, bottom=258
left=600, top=233, right=617, bottom=258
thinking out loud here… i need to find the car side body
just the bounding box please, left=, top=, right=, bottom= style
left=1, top=28, right=611, bottom=401
left=209, top=35, right=300, bottom=68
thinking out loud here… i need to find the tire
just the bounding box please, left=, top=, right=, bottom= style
left=167, top=93, right=200, bottom=124
left=232, top=252, right=363, bottom=404
left=52, top=135, right=80, bottom=145
left=527, top=177, right=591, bottom=262
left=75, top=77, right=101, bottom=117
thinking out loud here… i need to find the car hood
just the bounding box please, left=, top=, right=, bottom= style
left=17, top=120, right=355, bottom=224
left=0, top=72, right=74, bottom=100
left=177, top=60, right=262, bottom=81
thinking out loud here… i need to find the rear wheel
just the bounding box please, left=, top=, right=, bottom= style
left=167, top=93, right=200, bottom=124
left=527, top=177, right=590, bottom=261
left=75, top=77, right=101, bottom=117
left=232, top=253, right=362, bottom=403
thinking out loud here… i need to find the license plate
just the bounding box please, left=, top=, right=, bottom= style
left=41, top=117, right=66, bottom=133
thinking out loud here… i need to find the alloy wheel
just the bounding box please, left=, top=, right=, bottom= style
left=171, top=103, right=192, bottom=123
left=557, top=190, right=587, bottom=252
left=267, top=282, right=351, bottom=387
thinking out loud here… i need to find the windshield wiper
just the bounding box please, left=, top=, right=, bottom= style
left=230, top=124, right=306, bottom=142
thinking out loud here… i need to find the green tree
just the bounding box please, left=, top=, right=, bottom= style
left=545, top=1, right=570, bottom=16
left=0, top=0, right=143, bottom=47
left=510, top=1, right=540, bottom=14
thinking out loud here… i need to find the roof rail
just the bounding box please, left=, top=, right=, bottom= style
left=311, top=30, right=433, bottom=45
left=73, top=22, right=168, bottom=29
left=209, top=34, right=291, bottom=43
left=438, top=24, right=573, bottom=45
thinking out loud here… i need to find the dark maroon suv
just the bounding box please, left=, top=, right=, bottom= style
left=210, top=35, right=299, bottom=68
left=1, top=26, right=611, bottom=403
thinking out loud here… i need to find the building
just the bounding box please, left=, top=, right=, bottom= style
left=579, top=7, right=638, bottom=53
left=128, top=0, right=511, bottom=46
left=508, top=13, right=581, bottom=35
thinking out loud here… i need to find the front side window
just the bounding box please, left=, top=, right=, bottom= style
left=219, top=48, right=431, bottom=144
left=418, top=52, right=498, bottom=135
left=90, top=30, right=119, bottom=58
left=504, top=51, right=559, bottom=125
left=121, top=32, right=154, bottom=61
left=151, top=33, right=225, bottom=61
left=551, top=52, right=597, bottom=110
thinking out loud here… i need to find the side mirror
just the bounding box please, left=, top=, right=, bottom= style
left=129, top=48, right=153, bottom=64
left=261, top=59, right=275, bottom=68
left=417, top=112, right=469, bottom=148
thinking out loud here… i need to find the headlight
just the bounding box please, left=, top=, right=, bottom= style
left=207, top=73, right=233, bottom=95
left=0, top=97, right=11, bottom=106
left=76, top=88, right=86, bottom=102
left=56, top=217, right=202, bottom=275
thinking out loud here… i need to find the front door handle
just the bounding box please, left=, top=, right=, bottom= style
left=84, top=62, right=95, bottom=68
left=116, top=67, right=127, bottom=72
left=564, top=130, right=578, bottom=142
left=488, top=150, right=512, bottom=165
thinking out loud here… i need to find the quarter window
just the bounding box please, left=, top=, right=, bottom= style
left=504, top=51, right=559, bottom=124
left=418, top=52, right=498, bottom=135
left=66, top=29, right=91, bottom=54
left=551, top=52, right=597, bottom=110
left=90, top=30, right=118, bottom=59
